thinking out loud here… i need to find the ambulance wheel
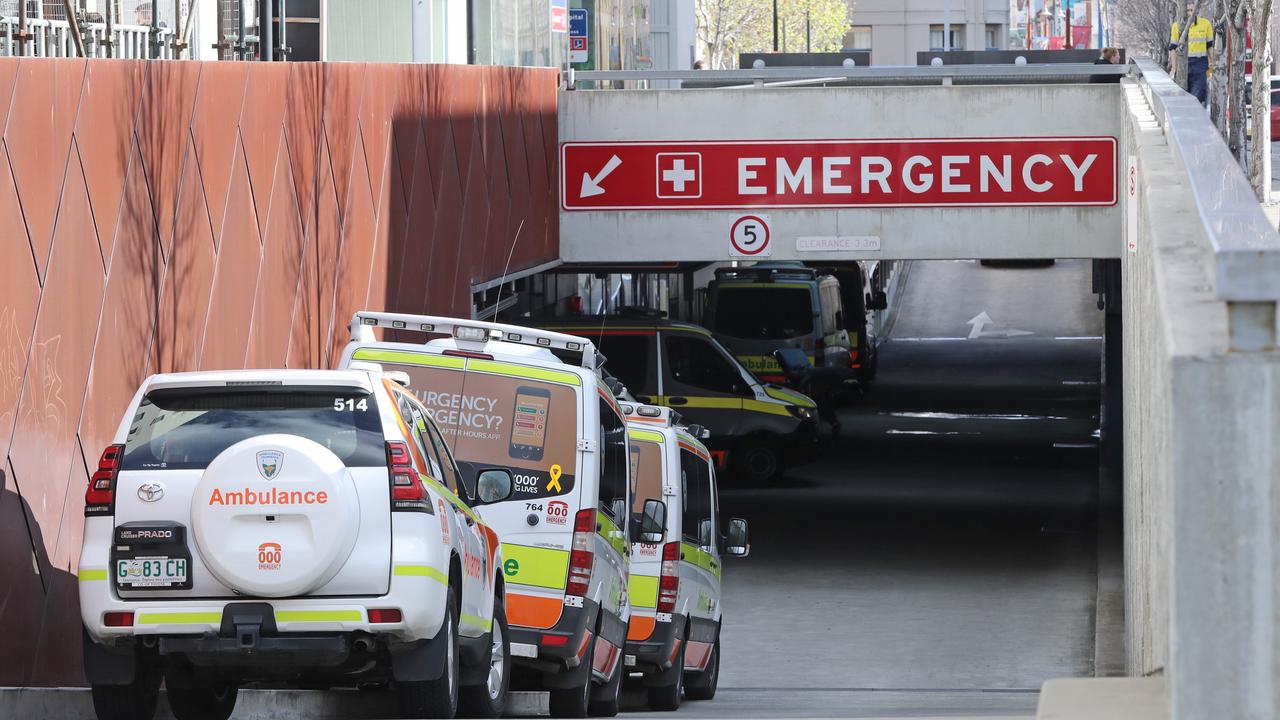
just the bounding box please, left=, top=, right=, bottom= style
left=459, top=598, right=510, bottom=719
left=166, top=684, right=238, bottom=720
left=90, top=661, right=161, bottom=720
left=397, top=588, right=460, bottom=719
left=684, top=636, right=720, bottom=701
left=549, top=633, right=594, bottom=718
left=645, top=636, right=685, bottom=711
left=736, top=440, right=781, bottom=485
left=587, top=646, right=622, bottom=717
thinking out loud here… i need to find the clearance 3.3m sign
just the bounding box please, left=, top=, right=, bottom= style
left=560, top=138, right=1118, bottom=210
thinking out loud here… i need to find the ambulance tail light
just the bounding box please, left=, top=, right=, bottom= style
left=850, top=348, right=861, bottom=370
left=814, top=336, right=826, bottom=366
left=566, top=509, right=595, bottom=597
left=657, top=541, right=680, bottom=614
left=84, top=444, right=124, bottom=516
left=386, top=441, right=431, bottom=513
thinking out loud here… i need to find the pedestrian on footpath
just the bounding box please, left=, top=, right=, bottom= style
left=1169, top=1, right=1213, bottom=104
left=1091, top=47, right=1122, bottom=84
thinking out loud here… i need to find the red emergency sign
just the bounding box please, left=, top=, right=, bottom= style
left=561, top=138, right=1117, bottom=210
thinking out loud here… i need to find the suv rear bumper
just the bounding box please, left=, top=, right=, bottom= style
left=85, top=603, right=451, bottom=685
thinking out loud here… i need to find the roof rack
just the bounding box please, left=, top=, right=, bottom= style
left=348, top=311, right=601, bottom=371
left=713, top=265, right=818, bottom=282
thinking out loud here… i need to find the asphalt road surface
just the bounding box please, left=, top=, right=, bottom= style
left=623, top=260, right=1107, bottom=719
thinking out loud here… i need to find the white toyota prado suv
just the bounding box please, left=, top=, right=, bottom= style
left=78, top=369, right=514, bottom=720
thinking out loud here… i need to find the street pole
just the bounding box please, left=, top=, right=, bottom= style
left=943, top=0, right=951, bottom=51
left=772, top=0, right=779, bottom=51
left=805, top=10, right=811, bottom=53
left=260, top=0, right=274, bottom=60
left=1065, top=0, right=1072, bottom=48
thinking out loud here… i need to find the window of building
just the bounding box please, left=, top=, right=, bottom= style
left=929, top=24, right=964, bottom=51
left=845, top=25, right=871, bottom=51
left=985, top=24, right=1002, bottom=50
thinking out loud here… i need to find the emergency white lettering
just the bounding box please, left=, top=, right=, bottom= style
left=738, top=158, right=766, bottom=195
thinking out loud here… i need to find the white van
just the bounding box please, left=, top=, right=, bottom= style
left=621, top=404, right=749, bottom=711
left=338, top=312, right=633, bottom=718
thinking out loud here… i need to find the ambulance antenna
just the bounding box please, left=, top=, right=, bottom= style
left=490, top=219, right=525, bottom=323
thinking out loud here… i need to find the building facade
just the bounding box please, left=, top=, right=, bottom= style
left=847, top=0, right=1011, bottom=66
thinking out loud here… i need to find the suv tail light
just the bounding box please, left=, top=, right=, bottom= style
left=84, top=444, right=123, bottom=516
left=657, top=541, right=680, bottom=614
left=386, top=441, right=432, bottom=513
left=566, top=509, right=595, bottom=597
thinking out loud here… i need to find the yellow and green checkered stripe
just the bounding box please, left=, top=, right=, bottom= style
left=596, top=511, right=629, bottom=557
left=78, top=568, right=108, bottom=582
left=394, top=564, right=449, bottom=585
left=136, top=611, right=223, bottom=625
left=351, top=348, right=465, bottom=369
left=763, top=385, right=817, bottom=408
left=276, top=610, right=363, bottom=623
left=629, top=574, right=659, bottom=609
left=681, top=542, right=722, bottom=579
left=501, top=543, right=569, bottom=590
left=627, top=428, right=665, bottom=444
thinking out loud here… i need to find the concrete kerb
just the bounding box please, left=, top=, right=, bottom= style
left=0, top=687, right=548, bottom=719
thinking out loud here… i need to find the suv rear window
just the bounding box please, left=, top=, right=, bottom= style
left=711, top=286, right=814, bottom=339
left=121, top=387, right=386, bottom=471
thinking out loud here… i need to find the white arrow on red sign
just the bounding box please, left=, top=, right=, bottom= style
left=580, top=155, right=621, bottom=198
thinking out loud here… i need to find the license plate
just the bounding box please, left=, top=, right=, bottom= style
left=116, top=557, right=188, bottom=588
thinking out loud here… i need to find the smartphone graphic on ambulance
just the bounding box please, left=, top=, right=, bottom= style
left=509, top=385, right=551, bottom=461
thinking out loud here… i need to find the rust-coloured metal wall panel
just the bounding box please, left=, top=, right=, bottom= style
left=0, top=57, right=559, bottom=686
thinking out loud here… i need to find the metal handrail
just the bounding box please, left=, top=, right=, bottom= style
left=1133, top=57, right=1280, bottom=302
left=565, top=63, right=1130, bottom=88
left=0, top=16, right=173, bottom=58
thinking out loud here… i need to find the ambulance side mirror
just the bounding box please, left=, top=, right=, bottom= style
left=636, top=499, right=666, bottom=544
left=725, top=518, right=750, bottom=558
left=476, top=470, right=514, bottom=504
left=868, top=290, right=888, bottom=311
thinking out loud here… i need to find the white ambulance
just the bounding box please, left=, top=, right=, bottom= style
left=621, top=403, right=749, bottom=710
left=338, top=312, right=634, bottom=718
left=78, top=369, right=513, bottom=720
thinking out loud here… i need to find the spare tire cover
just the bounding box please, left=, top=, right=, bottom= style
left=191, top=433, right=360, bottom=598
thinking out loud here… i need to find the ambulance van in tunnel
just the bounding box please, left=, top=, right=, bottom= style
left=621, top=403, right=749, bottom=711
left=704, top=263, right=856, bottom=385
left=535, top=314, right=818, bottom=485
left=338, top=312, right=634, bottom=718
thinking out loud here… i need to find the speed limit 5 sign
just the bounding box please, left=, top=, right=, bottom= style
left=729, top=214, right=771, bottom=257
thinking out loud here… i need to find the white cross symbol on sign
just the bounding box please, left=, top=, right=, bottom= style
left=662, top=159, right=697, bottom=192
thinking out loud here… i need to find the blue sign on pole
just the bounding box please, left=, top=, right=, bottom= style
left=569, top=8, right=588, bottom=36
left=568, top=8, right=589, bottom=63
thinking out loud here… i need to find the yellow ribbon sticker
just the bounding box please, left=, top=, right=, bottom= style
left=547, top=464, right=563, bottom=493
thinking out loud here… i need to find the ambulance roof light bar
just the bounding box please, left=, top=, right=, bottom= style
left=714, top=265, right=817, bottom=282
left=620, top=403, right=683, bottom=428
left=349, top=311, right=600, bottom=371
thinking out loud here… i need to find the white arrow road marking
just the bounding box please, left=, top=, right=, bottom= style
left=580, top=155, right=622, bottom=198
left=966, top=311, right=992, bottom=339
left=966, top=311, right=1034, bottom=339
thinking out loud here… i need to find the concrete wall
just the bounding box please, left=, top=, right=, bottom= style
left=1120, top=67, right=1280, bottom=718
left=0, top=57, right=558, bottom=686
